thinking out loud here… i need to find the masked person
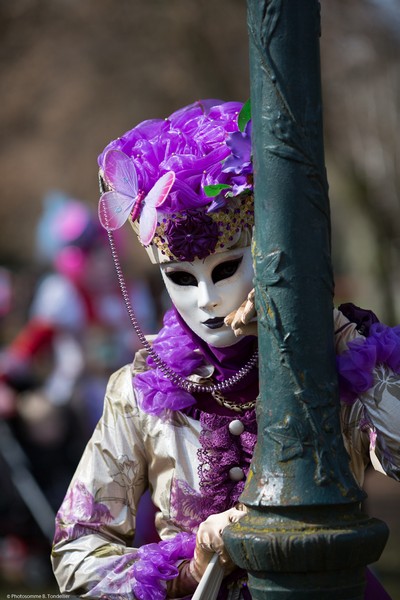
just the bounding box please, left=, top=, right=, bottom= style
left=51, top=100, right=399, bottom=600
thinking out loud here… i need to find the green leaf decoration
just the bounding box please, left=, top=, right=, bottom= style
left=204, top=184, right=232, bottom=197
left=238, top=99, right=251, bottom=132
left=267, top=144, right=310, bottom=166
left=256, top=250, right=282, bottom=286
left=267, top=415, right=308, bottom=462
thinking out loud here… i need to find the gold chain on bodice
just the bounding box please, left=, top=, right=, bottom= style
left=210, top=389, right=256, bottom=413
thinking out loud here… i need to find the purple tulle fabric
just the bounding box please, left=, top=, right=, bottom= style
left=98, top=100, right=253, bottom=214
left=337, top=322, right=400, bottom=404
left=223, top=120, right=252, bottom=177
left=134, top=309, right=203, bottom=415
left=132, top=532, right=196, bottom=600
left=133, top=308, right=258, bottom=416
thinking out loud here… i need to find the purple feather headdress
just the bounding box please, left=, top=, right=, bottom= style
left=97, top=99, right=254, bottom=263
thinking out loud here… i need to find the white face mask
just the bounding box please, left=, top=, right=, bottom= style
left=159, top=246, right=254, bottom=347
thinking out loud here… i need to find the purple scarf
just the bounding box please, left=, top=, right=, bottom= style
left=174, top=309, right=258, bottom=415
left=133, top=308, right=258, bottom=416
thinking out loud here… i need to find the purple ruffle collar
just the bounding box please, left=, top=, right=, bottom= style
left=337, top=321, right=400, bottom=404
left=133, top=308, right=258, bottom=416
left=133, top=309, right=202, bottom=415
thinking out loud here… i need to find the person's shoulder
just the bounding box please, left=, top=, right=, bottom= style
left=101, top=364, right=143, bottom=427
left=104, top=340, right=157, bottom=414
left=132, top=335, right=157, bottom=375
left=333, top=307, right=364, bottom=354
left=107, top=362, right=134, bottom=383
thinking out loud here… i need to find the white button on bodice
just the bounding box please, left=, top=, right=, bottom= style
left=229, top=419, right=245, bottom=436
left=229, top=466, right=245, bottom=481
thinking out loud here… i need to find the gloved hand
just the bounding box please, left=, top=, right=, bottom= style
left=166, top=506, right=246, bottom=598
left=224, top=289, right=257, bottom=337
left=189, top=505, right=247, bottom=582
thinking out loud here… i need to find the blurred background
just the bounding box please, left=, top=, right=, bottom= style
left=0, top=0, right=399, bottom=597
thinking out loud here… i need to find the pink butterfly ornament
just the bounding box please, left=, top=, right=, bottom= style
left=99, top=150, right=140, bottom=230
left=138, top=170, right=175, bottom=245
left=99, top=150, right=175, bottom=246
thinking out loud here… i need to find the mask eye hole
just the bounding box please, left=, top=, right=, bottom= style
left=212, top=257, right=243, bottom=284
left=164, top=271, right=198, bottom=287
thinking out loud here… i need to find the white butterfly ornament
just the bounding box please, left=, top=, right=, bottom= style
left=99, top=149, right=175, bottom=246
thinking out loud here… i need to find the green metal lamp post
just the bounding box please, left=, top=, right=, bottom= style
left=223, top=1, right=389, bottom=598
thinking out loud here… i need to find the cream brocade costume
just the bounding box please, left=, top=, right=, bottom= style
left=51, top=309, right=400, bottom=599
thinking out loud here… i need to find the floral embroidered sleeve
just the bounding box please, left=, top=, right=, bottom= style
left=51, top=365, right=195, bottom=600
left=335, top=309, right=400, bottom=484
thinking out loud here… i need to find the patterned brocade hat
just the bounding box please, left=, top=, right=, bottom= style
left=98, top=99, right=254, bottom=263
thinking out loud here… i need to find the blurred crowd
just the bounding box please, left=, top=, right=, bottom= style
left=0, top=192, right=162, bottom=588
